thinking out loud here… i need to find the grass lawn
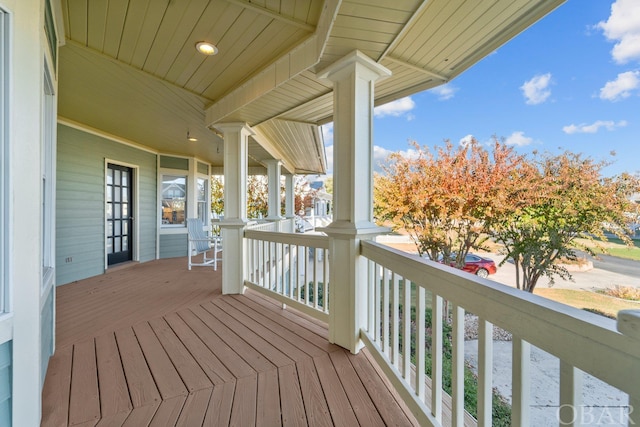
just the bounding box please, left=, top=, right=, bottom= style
left=534, top=288, right=640, bottom=318
left=575, top=237, right=640, bottom=261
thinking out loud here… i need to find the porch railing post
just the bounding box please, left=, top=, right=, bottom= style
left=213, top=122, right=253, bottom=294
left=317, top=51, right=391, bottom=353
left=618, top=309, right=640, bottom=426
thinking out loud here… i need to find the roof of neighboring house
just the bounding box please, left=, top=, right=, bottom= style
left=57, top=0, right=565, bottom=174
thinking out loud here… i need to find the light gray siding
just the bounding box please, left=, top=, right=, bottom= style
left=159, top=234, right=188, bottom=258
left=0, top=340, right=11, bottom=427
left=56, top=125, right=157, bottom=285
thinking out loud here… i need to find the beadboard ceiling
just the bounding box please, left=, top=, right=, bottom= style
left=57, top=0, right=565, bottom=174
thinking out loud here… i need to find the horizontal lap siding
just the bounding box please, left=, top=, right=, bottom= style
left=159, top=234, right=188, bottom=258
left=56, top=125, right=157, bottom=285
left=0, top=341, right=11, bottom=426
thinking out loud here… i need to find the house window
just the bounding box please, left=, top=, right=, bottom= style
left=0, top=8, right=8, bottom=313
left=197, top=177, right=208, bottom=224
left=161, top=175, right=187, bottom=226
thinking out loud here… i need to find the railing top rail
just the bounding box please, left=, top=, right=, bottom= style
left=360, top=239, right=640, bottom=396
left=244, top=229, right=330, bottom=249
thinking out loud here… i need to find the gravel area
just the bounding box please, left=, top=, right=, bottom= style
left=464, top=314, right=512, bottom=341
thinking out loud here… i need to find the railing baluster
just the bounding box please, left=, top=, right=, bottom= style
left=383, top=268, right=390, bottom=357
left=416, top=287, right=426, bottom=401
left=313, top=247, right=319, bottom=309
left=323, top=249, right=329, bottom=313
left=559, top=361, right=583, bottom=427
left=477, top=317, right=493, bottom=427
left=374, top=264, right=382, bottom=345
left=304, top=246, right=309, bottom=305
left=392, top=272, right=400, bottom=368
left=288, top=244, right=294, bottom=299
left=430, top=294, right=442, bottom=422
left=403, top=279, right=411, bottom=380
left=451, top=304, right=465, bottom=427
left=367, top=260, right=374, bottom=337
left=296, top=245, right=302, bottom=302
left=511, top=336, right=530, bottom=427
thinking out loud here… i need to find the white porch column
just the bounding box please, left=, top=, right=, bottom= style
left=264, top=159, right=282, bottom=221
left=284, top=174, right=295, bottom=218
left=214, top=122, right=254, bottom=294
left=317, top=51, right=391, bottom=353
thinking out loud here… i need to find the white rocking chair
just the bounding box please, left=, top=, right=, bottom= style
left=187, top=218, right=222, bottom=271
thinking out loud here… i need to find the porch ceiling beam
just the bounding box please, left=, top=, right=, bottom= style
left=223, top=0, right=316, bottom=32
left=378, top=0, right=430, bottom=62
left=384, top=56, right=448, bottom=82
left=205, top=0, right=341, bottom=127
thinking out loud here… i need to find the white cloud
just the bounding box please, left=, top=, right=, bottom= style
left=562, top=120, right=628, bottom=134
left=504, top=131, right=533, bottom=146
left=374, top=97, right=416, bottom=118
left=459, top=134, right=475, bottom=147
left=599, top=71, right=640, bottom=101
left=597, top=0, right=640, bottom=64
left=429, top=84, right=457, bottom=100
left=520, top=73, right=552, bottom=105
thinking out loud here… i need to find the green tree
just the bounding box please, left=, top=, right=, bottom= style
left=210, top=176, right=224, bottom=216
left=247, top=175, right=269, bottom=218
left=492, top=151, right=640, bottom=292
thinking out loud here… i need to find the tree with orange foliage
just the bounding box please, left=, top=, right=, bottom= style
left=492, top=151, right=640, bottom=292
left=375, top=137, right=527, bottom=269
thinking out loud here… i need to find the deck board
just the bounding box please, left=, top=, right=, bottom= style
left=95, top=333, right=133, bottom=418
left=132, top=322, right=187, bottom=399
left=42, top=257, right=426, bottom=426
left=68, top=339, right=101, bottom=426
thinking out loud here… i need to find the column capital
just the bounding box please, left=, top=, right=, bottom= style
left=317, top=50, right=391, bottom=83
left=212, top=122, right=255, bottom=136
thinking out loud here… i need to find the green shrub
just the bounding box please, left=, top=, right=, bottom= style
left=399, top=304, right=512, bottom=424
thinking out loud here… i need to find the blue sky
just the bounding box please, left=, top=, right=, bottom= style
left=321, top=0, right=640, bottom=177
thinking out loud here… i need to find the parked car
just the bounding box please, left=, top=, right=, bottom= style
left=440, top=253, right=497, bottom=278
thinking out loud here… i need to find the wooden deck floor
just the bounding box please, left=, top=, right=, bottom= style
left=42, top=257, right=419, bottom=426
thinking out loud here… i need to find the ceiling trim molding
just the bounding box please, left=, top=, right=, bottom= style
left=378, top=0, right=430, bottom=62
left=58, top=117, right=159, bottom=155
left=384, top=56, right=448, bottom=82
left=224, top=0, right=316, bottom=32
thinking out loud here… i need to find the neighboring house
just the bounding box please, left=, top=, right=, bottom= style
left=5, top=1, right=638, bottom=426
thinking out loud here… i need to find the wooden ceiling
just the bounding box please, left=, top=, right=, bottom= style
left=57, top=0, right=565, bottom=174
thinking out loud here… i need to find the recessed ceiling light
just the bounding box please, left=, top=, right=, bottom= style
left=187, top=131, right=198, bottom=142
left=195, top=41, right=218, bottom=56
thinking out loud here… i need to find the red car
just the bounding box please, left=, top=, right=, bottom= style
left=440, top=253, right=497, bottom=278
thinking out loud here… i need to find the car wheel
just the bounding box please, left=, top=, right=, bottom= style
left=476, top=268, right=489, bottom=278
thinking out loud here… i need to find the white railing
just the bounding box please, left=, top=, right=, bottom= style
left=360, top=240, right=640, bottom=427
left=244, top=229, right=330, bottom=322
left=245, top=218, right=296, bottom=233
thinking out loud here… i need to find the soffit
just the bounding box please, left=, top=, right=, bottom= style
left=58, top=0, right=566, bottom=174
left=58, top=0, right=326, bottom=171
left=206, top=0, right=566, bottom=126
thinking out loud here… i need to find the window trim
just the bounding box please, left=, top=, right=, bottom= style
left=0, top=6, right=10, bottom=316
left=160, top=170, right=188, bottom=229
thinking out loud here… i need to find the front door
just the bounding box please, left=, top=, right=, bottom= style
left=106, top=163, right=133, bottom=266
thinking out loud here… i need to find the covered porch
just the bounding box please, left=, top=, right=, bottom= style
left=41, top=257, right=421, bottom=426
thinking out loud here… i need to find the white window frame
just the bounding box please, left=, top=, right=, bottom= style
left=0, top=6, right=10, bottom=322
left=41, top=60, right=56, bottom=295
left=196, top=176, right=209, bottom=225
left=159, top=170, right=188, bottom=230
